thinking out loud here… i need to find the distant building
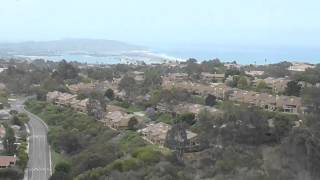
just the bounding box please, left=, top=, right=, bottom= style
left=288, top=62, right=315, bottom=72
left=200, top=72, right=225, bottom=83
left=224, top=63, right=241, bottom=70
left=168, top=73, right=188, bottom=82
left=245, top=71, right=264, bottom=76
left=132, top=71, right=145, bottom=83
left=253, top=77, right=290, bottom=93
left=229, top=89, right=302, bottom=114
left=67, top=82, right=96, bottom=94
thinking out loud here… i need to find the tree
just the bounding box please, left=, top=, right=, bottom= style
left=57, top=131, right=81, bottom=154
left=55, top=60, right=79, bottom=80
left=256, top=80, right=268, bottom=92
left=237, top=76, right=248, bottom=89
left=104, top=88, right=114, bottom=100
left=145, top=107, right=156, bottom=120
left=177, top=112, right=196, bottom=126
left=87, top=98, right=104, bottom=120
left=226, top=75, right=240, bottom=87
left=225, top=69, right=241, bottom=78
left=118, top=75, right=136, bottom=97
left=3, top=127, right=16, bottom=155
left=55, top=161, right=71, bottom=173
left=49, top=171, right=72, bottom=180
left=293, top=64, right=320, bottom=85
left=302, top=87, right=320, bottom=113
left=0, top=167, right=23, bottom=180
left=127, top=117, right=139, bottom=130
left=285, top=80, right=302, bottom=96
left=87, top=68, right=113, bottom=81
left=205, top=94, right=217, bottom=106
left=262, top=61, right=291, bottom=78
left=185, top=58, right=201, bottom=76
left=143, top=69, right=162, bottom=91
left=165, top=123, right=188, bottom=160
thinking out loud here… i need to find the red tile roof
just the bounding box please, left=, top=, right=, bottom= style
left=0, top=156, right=16, bottom=167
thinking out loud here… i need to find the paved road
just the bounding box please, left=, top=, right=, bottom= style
left=11, top=99, right=51, bottom=180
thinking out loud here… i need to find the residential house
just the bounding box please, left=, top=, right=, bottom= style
left=168, top=73, right=188, bottom=82
left=47, top=91, right=91, bottom=113
left=256, top=93, right=277, bottom=111
left=229, top=89, right=302, bottom=113
left=102, top=111, right=139, bottom=130
left=132, top=71, right=145, bottom=83
left=156, top=103, right=173, bottom=114
left=47, top=91, right=77, bottom=107
left=67, top=82, right=97, bottom=94
left=264, top=77, right=289, bottom=93
left=245, top=71, right=264, bottom=77
left=174, top=103, right=217, bottom=120
left=140, top=122, right=171, bottom=146
left=224, top=63, right=241, bottom=70
left=0, top=156, right=16, bottom=168
left=276, top=96, right=302, bottom=113
left=70, top=98, right=89, bottom=113
left=106, top=104, right=128, bottom=113
left=209, top=83, right=232, bottom=100
left=139, top=122, right=200, bottom=149
left=200, top=72, right=225, bottom=83
left=253, top=77, right=289, bottom=93
left=55, top=93, right=77, bottom=107
left=46, top=91, right=61, bottom=103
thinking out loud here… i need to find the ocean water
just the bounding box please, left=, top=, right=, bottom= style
left=15, top=46, right=320, bottom=65
left=40, top=54, right=123, bottom=64
left=153, top=45, right=320, bottom=65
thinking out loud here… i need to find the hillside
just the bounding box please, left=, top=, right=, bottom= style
left=0, top=39, right=144, bottom=56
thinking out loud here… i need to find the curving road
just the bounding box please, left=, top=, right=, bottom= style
left=11, top=99, right=51, bottom=180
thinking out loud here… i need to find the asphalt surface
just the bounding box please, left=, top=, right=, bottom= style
left=11, top=99, right=51, bottom=180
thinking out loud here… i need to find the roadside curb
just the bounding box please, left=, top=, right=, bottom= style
left=23, top=123, right=30, bottom=180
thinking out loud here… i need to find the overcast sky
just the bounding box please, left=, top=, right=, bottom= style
left=1, top=0, right=320, bottom=49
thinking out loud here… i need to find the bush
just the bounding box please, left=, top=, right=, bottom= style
left=122, top=158, right=141, bottom=171
left=176, top=112, right=196, bottom=126
left=132, top=146, right=161, bottom=164
left=105, top=88, right=115, bottom=100
left=0, top=167, right=23, bottom=180
left=17, top=141, right=28, bottom=170
left=205, top=94, right=217, bottom=106
left=55, top=161, right=71, bottom=173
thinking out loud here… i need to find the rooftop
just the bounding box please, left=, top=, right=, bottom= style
left=0, top=156, right=16, bottom=167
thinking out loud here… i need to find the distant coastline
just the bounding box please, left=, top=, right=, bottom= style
left=1, top=39, right=319, bottom=65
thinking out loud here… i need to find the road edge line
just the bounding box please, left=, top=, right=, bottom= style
left=49, top=145, right=52, bottom=176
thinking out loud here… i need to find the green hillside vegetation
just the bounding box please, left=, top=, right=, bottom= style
left=25, top=100, right=182, bottom=180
